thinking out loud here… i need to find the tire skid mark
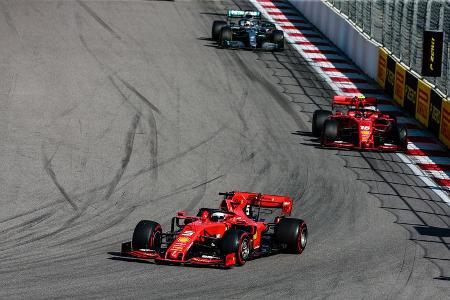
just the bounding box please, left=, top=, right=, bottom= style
left=4, top=212, right=82, bottom=250
left=76, top=6, right=151, bottom=68
left=79, top=22, right=161, bottom=187
left=109, top=75, right=159, bottom=182
left=50, top=114, right=145, bottom=246
left=112, top=125, right=226, bottom=193
left=58, top=103, right=80, bottom=119
left=116, top=76, right=161, bottom=115
left=26, top=125, right=226, bottom=209
left=42, top=151, right=78, bottom=211
left=234, top=88, right=249, bottom=132
left=0, top=201, right=58, bottom=224
left=0, top=211, right=55, bottom=244
left=192, top=174, right=224, bottom=189
left=232, top=52, right=307, bottom=129
left=146, top=109, right=159, bottom=181
left=33, top=111, right=140, bottom=245
left=108, top=76, right=132, bottom=108
left=76, top=12, right=109, bottom=71
left=184, top=177, right=207, bottom=213
left=53, top=206, right=137, bottom=247
left=104, top=113, right=140, bottom=201
left=76, top=0, right=121, bottom=40
left=79, top=11, right=161, bottom=199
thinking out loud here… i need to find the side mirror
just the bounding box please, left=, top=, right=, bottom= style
left=177, top=211, right=186, bottom=217
left=282, top=201, right=292, bottom=215
left=200, top=210, right=209, bottom=222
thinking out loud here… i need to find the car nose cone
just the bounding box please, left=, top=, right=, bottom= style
left=248, top=29, right=257, bottom=47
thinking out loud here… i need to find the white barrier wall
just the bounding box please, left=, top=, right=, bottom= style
left=289, top=0, right=380, bottom=80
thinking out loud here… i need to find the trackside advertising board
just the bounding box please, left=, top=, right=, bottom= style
left=440, top=100, right=450, bottom=148
left=404, top=71, right=418, bottom=116
left=429, top=89, right=443, bottom=136
left=377, top=48, right=388, bottom=88
left=416, top=80, right=431, bottom=127
left=394, top=63, right=406, bottom=106
left=422, top=30, right=444, bottom=77
left=385, top=56, right=396, bottom=97
left=377, top=48, right=449, bottom=148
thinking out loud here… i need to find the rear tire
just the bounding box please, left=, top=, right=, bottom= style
left=212, top=20, right=227, bottom=41
left=312, top=110, right=331, bottom=136
left=322, top=119, right=339, bottom=143
left=275, top=218, right=307, bottom=254
left=272, top=30, right=284, bottom=50
left=132, top=220, right=162, bottom=251
left=219, top=27, right=232, bottom=48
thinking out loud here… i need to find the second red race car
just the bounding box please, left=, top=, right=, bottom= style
left=312, top=95, right=408, bottom=151
left=119, top=191, right=307, bottom=267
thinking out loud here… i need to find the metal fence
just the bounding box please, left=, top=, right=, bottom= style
left=325, top=0, right=450, bottom=96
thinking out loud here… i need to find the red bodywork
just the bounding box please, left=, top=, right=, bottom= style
left=321, top=96, right=407, bottom=151
left=121, top=192, right=293, bottom=267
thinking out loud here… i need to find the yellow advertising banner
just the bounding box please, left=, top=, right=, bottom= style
left=377, top=48, right=388, bottom=88
left=439, top=100, right=450, bottom=148
left=415, top=80, right=431, bottom=126
left=393, top=63, right=406, bottom=106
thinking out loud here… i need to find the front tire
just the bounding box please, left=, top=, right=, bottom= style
left=132, top=220, right=162, bottom=251
left=395, top=124, right=408, bottom=150
left=312, top=110, right=332, bottom=136
left=219, top=27, right=232, bottom=48
left=322, top=119, right=339, bottom=144
left=272, top=30, right=284, bottom=51
left=212, top=20, right=227, bottom=41
left=221, top=230, right=251, bottom=266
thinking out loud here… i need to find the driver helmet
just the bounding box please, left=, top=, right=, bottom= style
left=353, top=96, right=364, bottom=109
left=210, top=212, right=226, bottom=222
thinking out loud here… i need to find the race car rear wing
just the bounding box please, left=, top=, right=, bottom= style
left=227, top=10, right=261, bottom=20
left=332, top=95, right=377, bottom=109
left=220, top=192, right=293, bottom=215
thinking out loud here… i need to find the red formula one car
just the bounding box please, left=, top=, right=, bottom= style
left=312, top=96, right=408, bottom=151
left=120, top=191, right=307, bottom=267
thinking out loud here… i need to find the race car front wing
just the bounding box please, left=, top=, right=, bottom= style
left=120, top=241, right=236, bottom=267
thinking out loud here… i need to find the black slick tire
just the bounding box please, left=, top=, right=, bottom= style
left=312, top=110, right=332, bottom=136
left=212, top=20, right=227, bottom=41
left=132, top=220, right=162, bottom=251
left=395, top=123, right=408, bottom=150
left=322, top=119, right=339, bottom=142
left=275, top=218, right=307, bottom=254
left=272, top=30, right=284, bottom=50
left=221, top=229, right=251, bottom=266
left=219, top=27, right=232, bottom=48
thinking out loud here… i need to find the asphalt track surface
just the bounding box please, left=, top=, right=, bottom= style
left=0, top=0, right=449, bottom=299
